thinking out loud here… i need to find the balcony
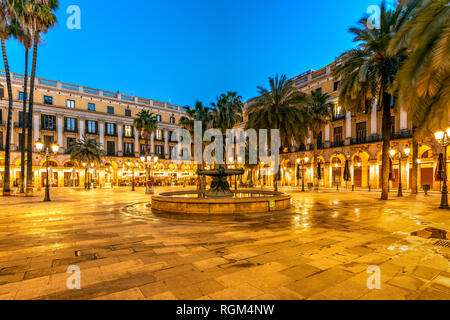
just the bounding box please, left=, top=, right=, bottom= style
left=41, top=126, right=56, bottom=132
left=106, top=151, right=118, bottom=157
left=123, top=152, right=135, bottom=157
left=330, top=141, right=345, bottom=148
left=332, top=114, right=345, bottom=122
left=14, top=122, right=27, bottom=129
left=391, top=130, right=413, bottom=140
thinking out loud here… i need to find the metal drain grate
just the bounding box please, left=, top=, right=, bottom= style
left=434, top=240, right=450, bottom=248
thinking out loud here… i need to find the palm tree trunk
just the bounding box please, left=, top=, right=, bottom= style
left=20, top=48, right=29, bottom=194
left=381, top=93, right=392, bottom=200
left=26, top=35, right=39, bottom=196
left=273, top=171, right=278, bottom=192
left=313, top=136, right=319, bottom=191
left=411, top=127, right=419, bottom=194
left=1, top=39, right=13, bottom=196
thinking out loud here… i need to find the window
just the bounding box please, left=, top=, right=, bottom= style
left=155, top=145, right=164, bottom=156
left=334, top=127, right=343, bottom=146
left=333, top=81, right=340, bottom=91
left=124, top=125, right=133, bottom=138
left=18, top=92, right=27, bottom=101
left=41, top=114, right=56, bottom=131
left=125, top=109, right=132, bottom=117
left=156, top=129, right=163, bottom=140
left=0, top=86, right=4, bottom=99
left=67, top=137, right=76, bottom=149
left=170, top=146, right=176, bottom=159
left=43, top=135, right=54, bottom=149
left=124, top=142, right=133, bottom=155
left=140, top=144, right=146, bottom=155
left=315, top=88, right=322, bottom=94
left=107, top=106, right=114, bottom=114
left=18, top=133, right=26, bottom=151
left=391, top=116, right=396, bottom=134
left=88, top=103, right=96, bottom=111
left=356, top=122, right=367, bottom=144
left=0, top=109, right=2, bottom=123
left=170, top=116, right=176, bottom=124
left=18, top=111, right=28, bottom=128
left=65, top=117, right=77, bottom=133
left=107, top=141, right=116, bottom=156
left=332, top=104, right=344, bottom=121
left=0, top=131, right=3, bottom=149
left=86, top=120, right=98, bottom=134
left=44, top=96, right=53, bottom=105
left=156, top=115, right=162, bottom=122
left=66, top=99, right=75, bottom=109
left=106, top=123, right=116, bottom=136
left=317, top=131, right=323, bottom=149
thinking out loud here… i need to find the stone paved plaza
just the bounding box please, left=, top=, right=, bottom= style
left=0, top=187, right=449, bottom=300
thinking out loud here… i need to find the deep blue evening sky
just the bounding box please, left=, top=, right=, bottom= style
left=4, top=0, right=380, bottom=107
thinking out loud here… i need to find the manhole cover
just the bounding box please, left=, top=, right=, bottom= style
left=411, top=227, right=449, bottom=240
left=434, top=240, right=450, bottom=248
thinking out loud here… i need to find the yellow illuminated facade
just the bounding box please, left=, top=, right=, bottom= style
left=0, top=71, right=197, bottom=189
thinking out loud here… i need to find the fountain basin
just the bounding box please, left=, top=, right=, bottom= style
left=151, top=190, right=291, bottom=215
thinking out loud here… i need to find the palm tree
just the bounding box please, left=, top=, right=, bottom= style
left=210, top=92, right=244, bottom=133
left=333, top=1, right=418, bottom=200
left=0, top=0, right=14, bottom=196
left=390, top=0, right=449, bottom=194
left=67, top=137, right=105, bottom=189
left=246, top=74, right=310, bottom=192
left=391, top=0, right=449, bottom=136
left=179, top=101, right=213, bottom=190
left=10, top=12, right=32, bottom=194
left=21, top=0, right=58, bottom=196
left=134, top=110, right=157, bottom=156
left=306, top=90, right=333, bottom=191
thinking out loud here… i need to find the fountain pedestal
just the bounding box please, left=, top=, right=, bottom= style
left=197, top=166, right=244, bottom=198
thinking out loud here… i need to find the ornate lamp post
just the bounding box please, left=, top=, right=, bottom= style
left=35, top=139, right=59, bottom=202
left=390, top=146, right=411, bottom=197
left=140, top=155, right=159, bottom=194
left=296, top=157, right=309, bottom=192
left=434, top=129, right=450, bottom=209
left=127, top=160, right=140, bottom=192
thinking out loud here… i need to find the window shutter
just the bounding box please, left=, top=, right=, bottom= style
left=41, top=114, right=45, bottom=129
left=85, top=120, right=88, bottom=133
left=95, top=121, right=98, bottom=134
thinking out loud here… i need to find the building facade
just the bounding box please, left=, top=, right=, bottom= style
left=242, top=61, right=448, bottom=192
left=0, top=71, right=195, bottom=189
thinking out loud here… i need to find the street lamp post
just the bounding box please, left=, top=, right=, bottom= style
left=140, top=155, right=159, bottom=194
left=390, top=146, right=411, bottom=197
left=434, top=129, right=450, bottom=209
left=35, top=139, right=59, bottom=202
left=296, top=157, right=309, bottom=192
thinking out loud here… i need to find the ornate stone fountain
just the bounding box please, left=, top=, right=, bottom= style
left=197, top=166, right=244, bottom=198
left=151, top=165, right=291, bottom=215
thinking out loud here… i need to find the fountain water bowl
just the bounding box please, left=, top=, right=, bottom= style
left=151, top=166, right=291, bottom=215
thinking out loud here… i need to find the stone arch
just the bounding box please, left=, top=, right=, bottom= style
left=419, top=144, right=434, bottom=159
left=40, top=158, right=59, bottom=167
left=351, top=150, right=370, bottom=165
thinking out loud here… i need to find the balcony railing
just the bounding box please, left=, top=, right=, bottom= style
left=123, top=134, right=135, bottom=139
left=391, top=130, right=413, bottom=140
left=105, top=132, right=118, bottom=137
